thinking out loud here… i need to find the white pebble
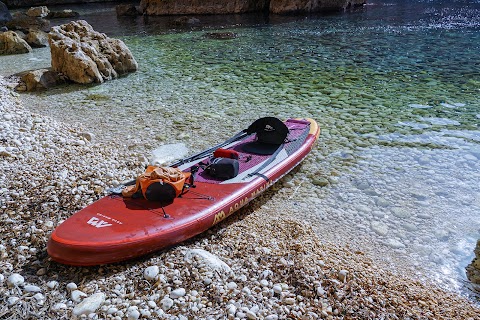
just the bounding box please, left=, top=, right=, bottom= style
left=7, top=273, right=24, bottom=287
left=272, top=284, right=282, bottom=294
left=52, top=302, right=67, bottom=311
left=338, top=270, right=348, bottom=282
left=8, top=297, right=20, bottom=305
left=284, top=297, right=296, bottom=305
left=226, top=304, right=237, bottom=315
left=72, top=292, right=105, bottom=316
left=170, top=288, right=186, bottom=299
left=246, top=310, right=257, bottom=319
left=144, top=266, right=159, bottom=281
left=66, top=282, right=77, bottom=291
left=227, top=281, right=238, bottom=290
left=107, top=307, right=118, bottom=314
left=47, top=280, right=59, bottom=289
left=33, top=293, right=45, bottom=302
left=127, top=307, right=140, bottom=320
left=71, top=289, right=88, bottom=302
left=161, top=296, right=174, bottom=310
left=24, top=285, right=42, bottom=293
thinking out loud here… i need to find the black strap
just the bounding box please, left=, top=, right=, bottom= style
left=247, top=143, right=284, bottom=181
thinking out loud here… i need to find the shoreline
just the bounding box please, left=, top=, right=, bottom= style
left=1, top=76, right=479, bottom=318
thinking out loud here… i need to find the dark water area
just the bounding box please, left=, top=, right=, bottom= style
left=2, top=0, right=480, bottom=301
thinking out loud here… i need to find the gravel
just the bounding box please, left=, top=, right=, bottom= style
left=0, top=76, right=479, bottom=319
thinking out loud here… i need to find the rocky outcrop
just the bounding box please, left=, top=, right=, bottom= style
left=116, top=4, right=139, bottom=17
left=0, top=30, right=32, bottom=55
left=171, top=16, right=200, bottom=26
left=466, top=240, right=480, bottom=291
left=270, top=0, right=366, bottom=14
left=47, top=9, right=79, bottom=19
left=48, top=20, right=138, bottom=84
left=0, top=1, right=12, bottom=27
left=26, top=6, right=49, bottom=18
left=14, top=68, right=66, bottom=91
left=139, top=0, right=365, bottom=15
left=140, top=0, right=269, bottom=15
left=4, top=0, right=113, bottom=7
left=25, top=29, right=48, bottom=47
left=6, top=11, right=50, bottom=32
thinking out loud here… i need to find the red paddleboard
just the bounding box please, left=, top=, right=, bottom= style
left=47, top=118, right=320, bottom=265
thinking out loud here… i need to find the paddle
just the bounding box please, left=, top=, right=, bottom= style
left=171, top=129, right=248, bottom=167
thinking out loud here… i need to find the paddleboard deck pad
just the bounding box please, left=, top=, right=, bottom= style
left=47, top=118, right=320, bottom=265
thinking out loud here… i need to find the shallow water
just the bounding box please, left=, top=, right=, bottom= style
left=1, top=0, right=480, bottom=299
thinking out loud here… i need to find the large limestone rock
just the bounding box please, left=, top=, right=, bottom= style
left=270, top=0, right=366, bottom=14
left=48, top=20, right=138, bottom=84
left=0, top=30, right=32, bottom=55
left=140, top=0, right=269, bottom=15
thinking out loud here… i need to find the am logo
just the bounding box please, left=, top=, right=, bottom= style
left=87, top=217, right=113, bottom=228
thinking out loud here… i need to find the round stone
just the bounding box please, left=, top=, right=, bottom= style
left=144, top=266, right=159, bottom=281
left=66, top=282, right=77, bottom=291
left=161, top=297, right=174, bottom=310
left=371, top=221, right=389, bottom=236
left=24, top=285, right=42, bottom=293
left=170, top=288, right=186, bottom=299
left=338, top=270, right=348, bottom=282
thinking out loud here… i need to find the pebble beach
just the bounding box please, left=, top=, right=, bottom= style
left=1, top=75, right=479, bottom=319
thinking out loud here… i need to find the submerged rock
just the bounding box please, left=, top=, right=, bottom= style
left=270, top=0, right=366, bottom=14
left=48, top=20, right=138, bottom=84
left=171, top=16, right=200, bottom=26
left=204, top=32, right=237, bottom=40
left=47, top=10, right=79, bottom=19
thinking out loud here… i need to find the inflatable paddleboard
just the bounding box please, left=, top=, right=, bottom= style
left=47, top=117, right=320, bottom=265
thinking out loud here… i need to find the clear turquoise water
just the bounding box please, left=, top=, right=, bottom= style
left=1, top=0, right=480, bottom=298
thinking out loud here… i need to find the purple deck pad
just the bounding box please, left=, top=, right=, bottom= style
left=194, top=119, right=310, bottom=184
